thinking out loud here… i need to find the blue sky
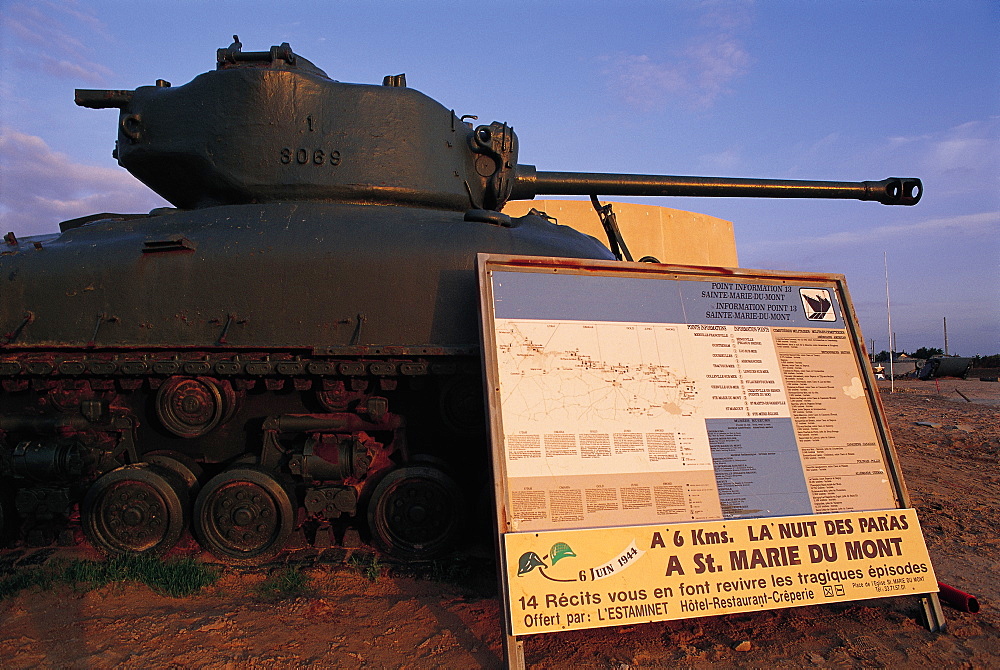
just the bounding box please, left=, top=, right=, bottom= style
left=1, top=0, right=997, bottom=355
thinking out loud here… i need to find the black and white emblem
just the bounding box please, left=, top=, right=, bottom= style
left=799, top=288, right=836, bottom=321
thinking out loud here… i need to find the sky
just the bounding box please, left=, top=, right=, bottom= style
left=1, top=0, right=997, bottom=356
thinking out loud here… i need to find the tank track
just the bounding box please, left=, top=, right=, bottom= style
left=0, top=349, right=479, bottom=385
left=0, top=349, right=487, bottom=563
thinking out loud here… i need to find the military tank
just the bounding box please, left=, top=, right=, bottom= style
left=0, top=39, right=921, bottom=564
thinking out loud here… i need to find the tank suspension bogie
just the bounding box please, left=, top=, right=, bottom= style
left=11, top=439, right=86, bottom=483
left=0, top=407, right=140, bottom=476
left=143, top=451, right=203, bottom=499
left=0, top=385, right=143, bottom=545
left=3, top=360, right=491, bottom=560
left=259, top=406, right=404, bottom=532
left=261, top=410, right=402, bottom=472
left=0, top=350, right=483, bottom=560
left=293, top=432, right=376, bottom=482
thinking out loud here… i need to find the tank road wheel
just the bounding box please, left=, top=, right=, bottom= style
left=439, top=376, right=486, bottom=436
left=82, top=464, right=189, bottom=556
left=156, top=376, right=234, bottom=438
left=144, top=451, right=203, bottom=498
left=367, top=465, right=465, bottom=561
left=193, top=468, right=294, bottom=565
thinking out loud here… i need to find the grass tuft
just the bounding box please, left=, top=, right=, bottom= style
left=0, top=554, right=220, bottom=600
left=387, top=556, right=497, bottom=597
left=347, top=552, right=383, bottom=582
left=255, top=566, right=312, bottom=599
left=0, top=569, right=49, bottom=600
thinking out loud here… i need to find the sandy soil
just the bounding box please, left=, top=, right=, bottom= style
left=1, top=377, right=997, bottom=668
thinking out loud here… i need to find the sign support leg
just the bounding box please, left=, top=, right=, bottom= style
left=503, top=634, right=525, bottom=669
left=920, top=593, right=947, bottom=632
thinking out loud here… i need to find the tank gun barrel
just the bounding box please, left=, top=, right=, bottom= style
left=510, top=167, right=922, bottom=206
left=75, top=89, right=135, bottom=109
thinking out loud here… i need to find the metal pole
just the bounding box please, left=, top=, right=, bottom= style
left=943, top=316, right=949, bottom=355
left=884, top=252, right=894, bottom=393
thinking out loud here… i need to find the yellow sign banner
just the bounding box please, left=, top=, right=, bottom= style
left=504, top=509, right=936, bottom=635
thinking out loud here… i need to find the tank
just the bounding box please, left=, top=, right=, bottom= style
left=917, top=356, right=974, bottom=380
left=0, top=40, right=922, bottom=563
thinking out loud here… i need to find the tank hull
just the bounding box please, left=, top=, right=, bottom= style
left=3, top=203, right=611, bottom=351
left=0, top=203, right=612, bottom=559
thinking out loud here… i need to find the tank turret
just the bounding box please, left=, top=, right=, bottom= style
left=76, top=38, right=920, bottom=213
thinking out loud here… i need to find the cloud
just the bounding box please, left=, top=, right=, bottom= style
left=34, top=54, right=113, bottom=85
left=742, top=211, right=998, bottom=259
left=602, top=54, right=686, bottom=111
left=810, top=211, right=996, bottom=247
left=0, top=127, right=169, bottom=236
left=786, top=133, right=842, bottom=175
left=878, top=117, right=1000, bottom=200
left=698, top=147, right=742, bottom=172
left=695, top=0, right=756, bottom=31
left=685, top=36, right=751, bottom=105
left=1, top=1, right=114, bottom=84
left=926, top=120, right=999, bottom=179
left=603, top=36, right=750, bottom=111
left=53, top=0, right=107, bottom=34
left=600, top=2, right=752, bottom=111
left=735, top=206, right=998, bottom=356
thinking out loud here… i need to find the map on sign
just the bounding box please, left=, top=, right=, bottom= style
left=483, top=264, right=899, bottom=533
left=497, top=320, right=699, bottom=425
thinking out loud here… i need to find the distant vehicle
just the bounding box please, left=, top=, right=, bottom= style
left=889, top=358, right=920, bottom=378
left=917, top=356, right=974, bottom=380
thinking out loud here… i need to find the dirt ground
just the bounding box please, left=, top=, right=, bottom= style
left=1, top=377, right=997, bottom=668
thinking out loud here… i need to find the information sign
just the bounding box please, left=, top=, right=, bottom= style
left=504, top=509, right=935, bottom=635
left=486, top=262, right=900, bottom=530
left=477, top=254, right=942, bottom=650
